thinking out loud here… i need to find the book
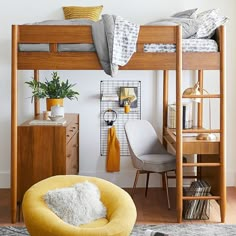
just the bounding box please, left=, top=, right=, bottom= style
left=183, top=102, right=193, bottom=129
left=101, top=94, right=119, bottom=101
left=183, top=180, right=211, bottom=220
left=168, top=102, right=193, bottom=129
left=29, top=119, right=66, bottom=126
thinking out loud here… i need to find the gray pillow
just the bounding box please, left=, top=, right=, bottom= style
left=44, top=181, right=107, bottom=226
left=27, top=19, right=94, bottom=25
left=172, top=8, right=198, bottom=19
left=148, top=17, right=199, bottom=39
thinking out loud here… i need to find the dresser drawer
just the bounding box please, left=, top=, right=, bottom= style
left=66, top=116, right=79, bottom=143
left=66, top=133, right=79, bottom=174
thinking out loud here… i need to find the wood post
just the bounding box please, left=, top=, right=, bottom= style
left=219, top=25, right=226, bottom=223
left=34, top=70, right=40, bottom=116
left=11, top=25, right=18, bottom=223
left=163, top=70, right=169, bottom=148
left=175, top=25, right=183, bottom=223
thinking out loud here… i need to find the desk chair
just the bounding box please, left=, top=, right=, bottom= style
left=125, top=120, right=176, bottom=209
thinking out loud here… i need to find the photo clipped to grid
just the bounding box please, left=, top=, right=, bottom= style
left=100, top=80, right=141, bottom=156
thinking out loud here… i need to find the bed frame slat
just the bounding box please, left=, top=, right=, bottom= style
left=18, top=52, right=220, bottom=70
left=18, top=25, right=177, bottom=44
left=18, top=25, right=94, bottom=43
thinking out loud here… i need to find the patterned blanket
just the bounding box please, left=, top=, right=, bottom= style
left=92, top=14, right=140, bottom=77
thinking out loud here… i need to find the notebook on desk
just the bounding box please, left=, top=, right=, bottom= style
left=173, top=132, right=198, bottom=137
left=29, top=119, right=66, bottom=125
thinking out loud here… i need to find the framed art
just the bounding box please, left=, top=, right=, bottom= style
left=119, top=87, right=138, bottom=108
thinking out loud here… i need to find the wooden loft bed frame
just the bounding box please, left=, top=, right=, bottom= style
left=11, top=24, right=225, bottom=223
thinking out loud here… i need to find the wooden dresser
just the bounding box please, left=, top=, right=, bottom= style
left=17, top=113, right=79, bottom=203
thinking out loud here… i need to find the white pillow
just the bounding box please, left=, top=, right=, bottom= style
left=148, top=17, right=199, bottom=39
left=192, top=9, right=229, bottom=39
left=44, top=181, right=107, bottom=226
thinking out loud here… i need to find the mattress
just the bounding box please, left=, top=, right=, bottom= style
left=144, top=39, right=218, bottom=53
left=18, top=39, right=218, bottom=53
left=19, top=44, right=96, bottom=52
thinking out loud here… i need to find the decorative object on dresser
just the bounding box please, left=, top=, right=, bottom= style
left=25, top=71, right=79, bottom=111
left=17, top=113, right=79, bottom=205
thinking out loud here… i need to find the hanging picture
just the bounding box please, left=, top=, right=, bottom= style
left=119, top=87, right=138, bottom=108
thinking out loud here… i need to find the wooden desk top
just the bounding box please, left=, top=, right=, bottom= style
left=164, top=128, right=220, bottom=155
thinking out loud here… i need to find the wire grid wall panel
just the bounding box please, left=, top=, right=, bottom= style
left=100, top=80, right=141, bottom=156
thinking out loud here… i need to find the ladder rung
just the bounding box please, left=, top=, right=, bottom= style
left=183, top=163, right=221, bottom=167
left=183, top=195, right=220, bottom=200
left=182, top=94, right=220, bottom=99
left=182, top=129, right=220, bottom=134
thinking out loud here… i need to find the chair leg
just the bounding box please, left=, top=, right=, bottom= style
left=163, top=172, right=171, bottom=209
left=131, top=170, right=140, bottom=198
left=162, top=173, right=166, bottom=190
left=145, top=172, right=150, bottom=197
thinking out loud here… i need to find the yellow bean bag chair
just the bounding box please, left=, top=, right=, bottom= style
left=22, top=175, right=137, bottom=236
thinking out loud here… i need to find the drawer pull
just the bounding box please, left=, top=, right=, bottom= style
left=66, top=135, right=70, bottom=137
left=73, top=144, right=79, bottom=148
left=73, top=165, right=77, bottom=169
left=70, top=130, right=74, bottom=132
left=73, top=126, right=77, bottom=129
left=67, top=154, right=72, bottom=158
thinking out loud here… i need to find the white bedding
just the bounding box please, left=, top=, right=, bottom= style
left=144, top=39, right=218, bottom=53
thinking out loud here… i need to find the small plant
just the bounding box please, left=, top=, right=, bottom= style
left=25, top=72, right=79, bottom=102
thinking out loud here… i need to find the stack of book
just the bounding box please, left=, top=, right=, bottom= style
left=183, top=180, right=211, bottom=220
left=168, top=102, right=193, bottom=129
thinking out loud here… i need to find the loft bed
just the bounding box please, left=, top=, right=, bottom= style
left=11, top=24, right=226, bottom=223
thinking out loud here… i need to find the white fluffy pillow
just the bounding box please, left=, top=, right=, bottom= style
left=44, top=181, right=107, bottom=226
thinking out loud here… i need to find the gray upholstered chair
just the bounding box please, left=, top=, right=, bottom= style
left=124, top=120, right=176, bottom=209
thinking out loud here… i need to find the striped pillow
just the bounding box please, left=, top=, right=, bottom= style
left=192, top=9, right=228, bottom=39
left=63, top=5, right=103, bottom=21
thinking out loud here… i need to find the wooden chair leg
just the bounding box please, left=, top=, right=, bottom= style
left=162, top=173, right=166, bottom=190
left=163, top=172, right=171, bottom=209
left=131, top=170, right=140, bottom=198
left=145, top=172, right=150, bottom=197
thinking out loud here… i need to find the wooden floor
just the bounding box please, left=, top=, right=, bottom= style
left=0, top=187, right=236, bottom=225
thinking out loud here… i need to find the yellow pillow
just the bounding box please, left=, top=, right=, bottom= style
left=63, top=5, right=103, bottom=21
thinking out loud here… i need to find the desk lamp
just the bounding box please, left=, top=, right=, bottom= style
left=183, top=82, right=216, bottom=141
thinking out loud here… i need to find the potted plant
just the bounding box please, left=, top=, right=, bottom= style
left=26, top=72, right=79, bottom=111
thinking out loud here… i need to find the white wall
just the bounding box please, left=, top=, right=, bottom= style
left=0, top=0, right=235, bottom=188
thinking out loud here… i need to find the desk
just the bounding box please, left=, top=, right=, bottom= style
left=164, top=127, right=226, bottom=222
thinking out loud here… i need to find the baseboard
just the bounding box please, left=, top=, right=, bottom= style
left=0, top=171, right=10, bottom=188
left=226, top=170, right=236, bottom=186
